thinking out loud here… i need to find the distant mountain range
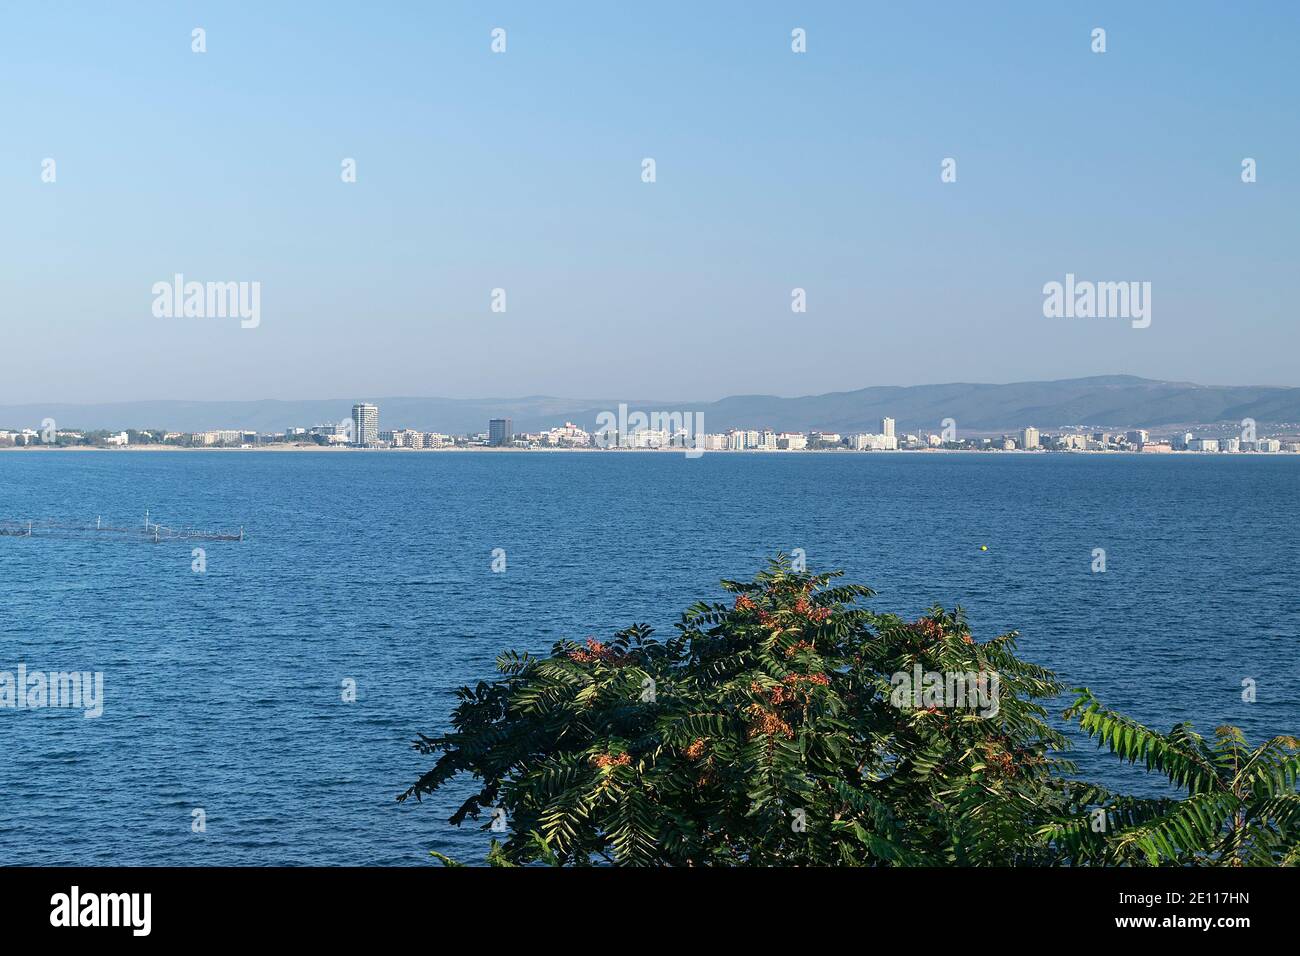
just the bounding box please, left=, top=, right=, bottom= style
left=4, top=376, right=1300, bottom=436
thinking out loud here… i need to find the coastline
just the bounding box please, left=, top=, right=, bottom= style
left=2, top=445, right=1296, bottom=456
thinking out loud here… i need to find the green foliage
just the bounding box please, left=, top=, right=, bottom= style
left=1047, top=690, right=1300, bottom=865
left=400, top=557, right=1299, bottom=866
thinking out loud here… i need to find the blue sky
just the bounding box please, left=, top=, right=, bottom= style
left=2, top=1, right=1297, bottom=403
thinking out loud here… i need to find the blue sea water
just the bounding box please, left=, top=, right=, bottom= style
left=0, top=450, right=1297, bottom=865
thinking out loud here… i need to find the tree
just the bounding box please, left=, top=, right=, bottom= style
left=401, top=557, right=1299, bottom=866
left=401, top=556, right=1100, bottom=865
left=1040, top=691, right=1300, bottom=866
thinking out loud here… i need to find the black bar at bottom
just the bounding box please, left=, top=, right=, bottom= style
left=0, top=865, right=1282, bottom=940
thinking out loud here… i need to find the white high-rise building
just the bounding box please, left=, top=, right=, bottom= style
left=1021, top=426, right=1040, bottom=450
left=352, top=403, right=379, bottom=446
left=881, top=417, right=895, bottom=438
left=850, top=433, right=897, bottom=451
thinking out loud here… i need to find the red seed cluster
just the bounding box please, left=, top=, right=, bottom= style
left=750, top=679, right=787, bottom=705
left=792, top=596, right=831, bottom=622
left=979, top=743, right=1017, bottom=776
left=794, top=673, right=830, bottom=686
left=744, top=704, right=794, bottom=739
left=912, top=618, right=945, bottom=641
left=569, top=638, right=621, bottom=664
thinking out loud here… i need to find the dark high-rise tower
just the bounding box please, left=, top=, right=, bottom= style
left=488, top=418, right=512, bottom=447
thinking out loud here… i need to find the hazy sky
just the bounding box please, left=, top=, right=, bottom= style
left=3, top=1, right=1297, bottom=403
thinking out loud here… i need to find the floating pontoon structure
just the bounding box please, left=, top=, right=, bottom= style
left=0, top=511, right=244, bottom=543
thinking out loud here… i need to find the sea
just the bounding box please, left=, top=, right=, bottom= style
left=1, top=450, right=1296, bottom=865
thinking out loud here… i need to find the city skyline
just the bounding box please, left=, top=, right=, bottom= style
left=5, top=396, right=1297, bottom=455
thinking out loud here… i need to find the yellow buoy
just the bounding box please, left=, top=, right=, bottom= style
left=980, top=545, right=988, bottom=551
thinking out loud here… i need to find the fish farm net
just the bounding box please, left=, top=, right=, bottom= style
left=0, top=516, right=243, bottom=542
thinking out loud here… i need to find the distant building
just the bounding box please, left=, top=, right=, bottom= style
left=310, top=423, right=347, bottom=437
left=881, top=418, right=895, bottom=439
left=1126, top=429, right=1150, bottom=446
left=1021, top=426, right=1040, bottom=450
left=489, top=418, right=513, bottom=447
left=624, top=428, right=668, bottom=449
left=850, top=433, right=897, bottom=451
left=382, top=429, right=427, bottom=448
left=352, top=403, right=379, bottom=446
left=1188, top=438, right=1219, bottom=452
left=541, top=422, right=591, bottom=447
